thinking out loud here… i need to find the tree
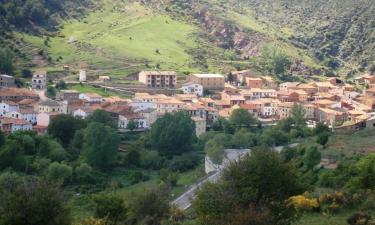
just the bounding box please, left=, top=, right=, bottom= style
left=86, top=110, right=117, bottom=129
left=347, top=153, right=375, bottom=189
left=83, top=122, right=120, bottom=170
left=48, top=114, right=86, bottom=147
left=205, top=139, right=225, bottom=164
left=291, top=104, right=306, bottom=128
left=148, top=112, right=195, bottom=156
left=257, top=44, right=291, bottom=77
left=92, top=193, right=127, bottom=225
left=317, top=132, right=329, bottom=148
left=229, top=108, right=256, bottom=128
left=46, top=86, right=57, bottom=98
left=193, top=149, right=303, bottom=225
left=128, top=188, right=170, bottom=225
left=56, top=80, right=67, bottom=90
left=126, top=120, right=137, bottom=131
left=47, top=162, right=72, bottom=184
left=0, top=47, right=14, bottom=74
left=0, top=130, right=5, bottom=149
left=303, top=146, right=321, bottom=170
left=0, top=178, right=71, bottom=225
left=314, top=123, right=330, bottom=135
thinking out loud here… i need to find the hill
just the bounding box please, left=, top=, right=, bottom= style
left=1, top=0, right=373, bottom=80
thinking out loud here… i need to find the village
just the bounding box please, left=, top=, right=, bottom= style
left=1, top=69, right=375, bottom=136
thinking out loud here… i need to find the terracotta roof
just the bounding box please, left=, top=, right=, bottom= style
left=0, top=117, right=31, bottom=125
left=0, top=88, right=39, bottom=98
left=239, top=103, right=257, bottom=110
left=39, top=99, right=60, bottom=107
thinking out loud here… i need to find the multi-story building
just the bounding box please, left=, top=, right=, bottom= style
left=32, top=71, right=47, bottom=89
left=57, top=90, right=80, bottom=101
left=188, top=74, right=225, bottom=90
left=245, top=77, right=263, bottom=89
left=38, top=99, right=64, bottom=113
left=0, top=74, right=16, bottom=88
left=181, top=82, right=203, bottom=96
left=138, top=71, right=177, bottom=88
left=0, top=88, right=39, bottom=102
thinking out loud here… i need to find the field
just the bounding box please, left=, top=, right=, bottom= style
left=17, top=0, right=221, bottom=79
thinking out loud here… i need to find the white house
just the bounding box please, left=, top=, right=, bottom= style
left=131, top=100, right=156, bottom=111
left=181, top=82, right=203, bottom=96
left=0, top=117, right=32, bottom=133
left=6, top=108, right=37, bottom=124
left=79, top=70, right=87, bottom=82
left=79, top=93, right=102, bottom=103
left=0, top=101, right=19, bottom=116
left=118, top=112, right=147, bottom=130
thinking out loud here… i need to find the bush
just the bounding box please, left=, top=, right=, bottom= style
left=47, top=162, right=72, bottom=184
left=128, top=170, right=149, bottom=185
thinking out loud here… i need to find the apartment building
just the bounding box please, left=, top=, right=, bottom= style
left=138, top=71, right=177, bottom=88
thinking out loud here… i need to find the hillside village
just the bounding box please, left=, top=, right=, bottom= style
left=1, top=69, right=375, bottom=135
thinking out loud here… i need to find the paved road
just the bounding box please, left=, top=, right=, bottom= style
left=172, top=143, right=300, bottom=210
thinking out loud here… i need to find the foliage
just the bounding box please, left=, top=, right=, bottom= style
left=148, top=112, right=195, bottom=156
left=317, top=132, right=329, bottom=147
left=128, top=188, right=170, bottom=225
left=347, top=212, right=372, bottom=225
left=0, top=177, right=71, bottom=225
left=83, top=122, right=120, bottom=170
left=0, top=47, right=14, bottom=74
left=193, top=149, right=304, bottom=225
left=303, top=146, right=321, bottom=170
left=346, top=154, right=375, bottom=190
left=204, top=139, right=225, bottom=164
left=159, top=169, right=179, bottom=187
left=229, top=108, right=256, bottom=127
left=92, top=193, right=127, bottom=225
left=287, top=195, right=319, bottom=211
left=48, top=114, right=86, bottom=147
left=47, top=162, right=72, bottom=184
left=86, top=110, right=117, bottom=129
left=257, top=44, right=291, bottom=77
left=46, top=85, right=57, bottom=98
left=126, top=120, right=137, bottom=131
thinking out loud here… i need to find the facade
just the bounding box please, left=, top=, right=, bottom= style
left=138, top=108, right=158, bottom=127
left=192, top=116, right=206, bottom=137
left=188, top=74, right=225, bottom=90
left=138, top=71, right=177, bottom=88
left=245, top=77, right=263, bottom=89
left=118, top=113, right=147, bottom=130
left=242, top=88, right=277, bottom=100
left=155, top=98, right=184, bottom=115
left=181, top=82, right=204, bottom=96
left=0, top=88, right=39, bottom=102
left=79, top=93, right=103, bottom=103
left=0, top=101, right=19, bottom=117
left=7, top=108, right=37, bottom=124
left=57, top=90, right=80, bottom=101
left=277, top=102, right=295, bottom=119
left=0, top=74, right=16, bottom=88
left=38, top=99, right=64, bottom=113
left=36, top=112, right=60, bottom=127
left=0, top=117, right=32, bottom=134
left=32, top=71, right=47, bottom=89
left=231, top=70, right=256, bottom=84
left=79, top=70, right=87, bottom=82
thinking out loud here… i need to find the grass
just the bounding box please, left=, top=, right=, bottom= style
left=16, top=0, right=212, bottom=78
left=68, top=84, right=123, bottom=97
left=296, top=211, right=352, bottom=225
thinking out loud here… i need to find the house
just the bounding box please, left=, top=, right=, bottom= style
left=181, top=103, right=206, bottom=118
left=0, top=74, right=15, bottom=88
left=188, top=74, right=225, bottom=90
left=277, top=91, right=299, bottom=102
left=245, top=77, right=263, bottom=89
left=134, top=93, right=168, bottom=103
left=279, top=82, right=300, bottom=91
left=155, top=98, right=184, bottom=115
left=241, top=88, right=277, bottom=100
left=295, top=83, right=317, bottom=95
left=316, top=107, right=347, bottom=126
left=131, top=100, right=156, bottom=111
left=221, top=90, right=245, bottom=106
left=175, top=94, right=199, bottom=103
left=260, top=76, right=277, bottom=89
left=57, top=90, right=80, bottom=101
left=31, top=71, right=47, bottom=89
left=73, top=105, right=102, bottom=119
left=192, top=117, right=206, bottom=137
left=98, top=76, right=111, bottom=82
left=277, top=102, right=295, bottom=119
left=36, top=112, right=60, bottom=127
left=303, top=104, right=316, bottom=120
left=354, top=74, right=375, bottom=85
left=181, top=82, right=203, bottom=96
left=138, top=108, right=158, bottom=127
left=118, top=111, right=147, bottom=130
left=248, top=98, right=279, bottom=118
left=293, top=90, right=308, bottom=102
left=79, top=70, right=87, bottom=82
left=0, top=101, right=19, bottom=116
left=7, top=108, right=37, bottom=124
left=0, top=117, right=32, bottom=133
left=0, top=88, right=39, bottom=102
left=38, top=99, right=64, bottom=113
left=239, top=103, right=258, bottom=117
left=79, top=93, right=103, bottom=103
left=311, top=82, right=335, bottom=93
left=231, top=70, right=257, bottom=84
left=138, top=71, right=177, bottom=88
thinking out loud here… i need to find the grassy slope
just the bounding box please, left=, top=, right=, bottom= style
left=17, top=1, right=215, bottom=79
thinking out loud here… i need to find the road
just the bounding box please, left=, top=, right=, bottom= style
left=172, top=143, right=300, bottom=210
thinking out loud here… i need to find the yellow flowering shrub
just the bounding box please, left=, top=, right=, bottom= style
left=287, top=195, right=319, bottom=211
